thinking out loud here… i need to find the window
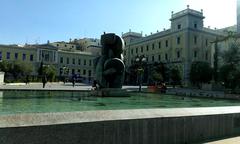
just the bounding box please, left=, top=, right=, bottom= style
left=177, top=37, right=181, bottom=44
left=88, top=70, right=92, bottom=77
left=136, top=47, right=138, bottom=53
left=152, top=56, right=154, bottom=62
left=89, top=60, right=92, bottom=66
left=65, top=44, right=67, bottom=47
left=141, top=46, right=143, bottom=53
left=0, top=52, right=2, bottom=60
left=178, top=24, right=181, bottom=29
left=67, top=58, right=69, bottom=64
left=22, top=53, right=26, bottom=61
left=146, top=45, right=149, bottom=51
left=131, top=49, right=133, bottom=54
left=158, top=55, right=161, bottom=61
left=194, top=23, right=197, bottom=29
left=7, top=52, right=10, bottom=60
left=15, top=53, right=18, bottom=60
left=177, top=51, right=180, bottom=58
left=194, top=36, right=197, bottom=44
left=72, top=58, right=75, bottom=64
left=78, top=59, right=81, bottom=65
left=205, top=52, right=208, bottom=60
left=158, top=42, right=161, bottom=48
left=152, top=43, right=155, bottom=50
left=206, top=39, right=208, bottom=46
left=78, top=69, right=81, bottom=74
left=194, top=51, right=197, bottom=58
left=30, top=54, right=33, bottom=61
left=165, top=53, right=168, bottom=60
left=56, top=44, right=59, bottom=47
left=72, top=69, right=75, bottom=74
left=60, top=68, right=63, bottom=75
left=146, top=56, right=148, bottom=62
left=60, top=57, right=63, bottom=63
left=165, top=40, right=168, bottom=47
left=83, top=69, right=86, bottom=75
left=84, top=60, right=86, bottom=65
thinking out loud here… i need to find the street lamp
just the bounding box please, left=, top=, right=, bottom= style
left=135, top=55, right=146, bottom=92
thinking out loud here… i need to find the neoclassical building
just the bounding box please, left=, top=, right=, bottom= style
left=122, top=7, right=228, bottom=84
left=0, top=41, right=100, bottom=82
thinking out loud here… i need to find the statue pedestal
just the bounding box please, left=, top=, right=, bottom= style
left=91, top=88, right=129, bottom=97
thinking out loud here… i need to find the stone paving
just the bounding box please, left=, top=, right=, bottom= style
left=0, top=82, right=145, bottom=91
left=206, top=136, right=240, bottom=144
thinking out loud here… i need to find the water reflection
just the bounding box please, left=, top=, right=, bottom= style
left=0, top=91, right=239, bottom=115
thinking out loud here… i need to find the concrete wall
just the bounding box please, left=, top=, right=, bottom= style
left=1, top=107, right=240, bottom=144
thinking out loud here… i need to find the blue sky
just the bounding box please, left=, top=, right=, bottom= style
left=0, top=0, right=236, bottom=44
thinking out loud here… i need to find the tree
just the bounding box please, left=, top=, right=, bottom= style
left=0, top=60, right=11, bottom=72
left=170, top=67, right=181, bottom=87
left=190, top=61, right=213, bottom=87
left=42, top=65, right=57, bottom=82
left=151, top=69, right=163, bottom=83
left=38, top=61, right=43, bottom=76
left=219, top=64, right=240, bottom=89
left=148, top=62, right=169, bottom=85
left=222, top=43, right=240, bottom=66
left=0, top=61, right=33, bottom=81
left=219, top=43, right=240, bottom=89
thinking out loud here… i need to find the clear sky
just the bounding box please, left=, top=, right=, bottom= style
left=0, top=0, right=236, bottom=45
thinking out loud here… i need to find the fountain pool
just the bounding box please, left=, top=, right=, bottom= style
left=0, top=90, right=240, bottom=115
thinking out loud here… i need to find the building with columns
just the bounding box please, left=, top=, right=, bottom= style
left=0, top=42, right=100, bottom=82
left=122, top=6, right=227, bottom=85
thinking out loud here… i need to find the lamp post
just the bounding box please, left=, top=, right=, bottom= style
left=135, top=55, right=146, bottom=92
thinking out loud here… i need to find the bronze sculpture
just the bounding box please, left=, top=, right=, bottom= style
left=94, top=33, right=125, bottom=89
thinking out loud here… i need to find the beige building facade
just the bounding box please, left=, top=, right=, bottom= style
left=0, top=43, right=99, bottom=82
left=122, top=7, right=227, bottom=84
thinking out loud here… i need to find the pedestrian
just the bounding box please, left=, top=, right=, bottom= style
left=42, top=75, right=47, bottom=88
left=25, top=75, right=30, bottom=85
left=72, top=75, right=76, bottom=87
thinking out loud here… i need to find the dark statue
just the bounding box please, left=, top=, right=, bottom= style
left=94, top=33, right=125, bottom=89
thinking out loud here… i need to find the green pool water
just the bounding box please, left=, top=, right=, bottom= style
left=0, top=91, right=240, bottom=115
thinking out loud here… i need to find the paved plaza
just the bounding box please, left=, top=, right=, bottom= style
left=206, top=136, right=240, bottom=144
left=0, top=82, right=145, bottom=91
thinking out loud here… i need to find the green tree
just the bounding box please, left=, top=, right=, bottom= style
left=11, top=62, right=33, bottom=79
left=0, top=60, right=11, bottom=72
left=42, top=65, right=57, bottom=82
left=151, top=70, right=163, bottom=83
left=148, top=62, right=167, bottom=85
left=219, top=43, right=240, bottom=89
left=190, top=61, right=213, bottom=87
